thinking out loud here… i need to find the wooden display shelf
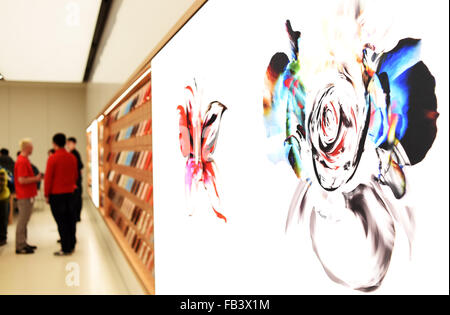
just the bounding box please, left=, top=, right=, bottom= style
left=103, top=215, right=155, bottom=294
left=109, top=181, right=152, bottom=212
left=110, top=135, right=152, bottom=152
left=107, top=199, right=153, bottom=246
left=110, top=164, right=152, bottom=183
left=84, top=0, right=210, bottom=295
left=110, top=100, right=152, bottom=134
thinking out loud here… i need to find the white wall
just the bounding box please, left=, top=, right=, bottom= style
left=85, top=82, right=121, bottom=126
left=0, top=81, right=87, bottom=189
left=85, top=0, right=195, bottom=123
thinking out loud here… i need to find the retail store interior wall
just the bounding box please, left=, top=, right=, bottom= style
left=85, top=0, right=196, bottom=124
left=0, top=81, right=87, bottom=196
left=0, top=0, right=198, bottom=189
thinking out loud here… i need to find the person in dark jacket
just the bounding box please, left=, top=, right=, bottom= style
left=0, top=148, right=15, bottom=175
left=45, top=133, right=78, bottom=256
left=67, top=137, right=83, bottom=222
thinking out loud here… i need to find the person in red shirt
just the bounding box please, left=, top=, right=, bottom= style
left=14, top=138, right=43, bottom=254
left=44, top=133, right=78, bottom=256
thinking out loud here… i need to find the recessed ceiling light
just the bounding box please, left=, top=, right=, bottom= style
left=65, top=1, right=80, bottom=27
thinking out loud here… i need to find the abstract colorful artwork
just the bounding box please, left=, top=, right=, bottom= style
left=177, top=80, right=228, bottom=222
left=152, top=0, right=447, bottom=294
left=263, top=2, right=439, bottom=291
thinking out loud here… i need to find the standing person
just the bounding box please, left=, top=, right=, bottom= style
left=14, top=139, right=42, bottom=254
left=45, top=133, right=78, bottom=256
left=0, top=148, right=15, bottom=174
left=0, top=168, right=11, bottom=246
left=17, top=151, right=41, bottom=191
left=67, top=137, right=83, bottom=222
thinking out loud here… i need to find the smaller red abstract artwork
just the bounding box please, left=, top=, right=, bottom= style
left=177, top=80, right=227, bottom=222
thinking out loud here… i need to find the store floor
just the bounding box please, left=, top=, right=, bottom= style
left=0, top=198, right=144, bottom=295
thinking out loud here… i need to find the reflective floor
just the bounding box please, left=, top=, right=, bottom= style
left=0, top=198, right=140, bottom=295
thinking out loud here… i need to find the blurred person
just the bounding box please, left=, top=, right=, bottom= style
left=49, top=147, right=60, bottom=244
left=17, top=151, right=41, bottom=191
left=67, top=137, right=83, bottom=222
left=0, top=148, right=15, bottom=174
left=14, top=139, right=42, bottom=254
left=1, top=154, right=15, bottom=195
left=0, top=168, right=11, bottom=246
left=45, top=133, right=78, bottom=256
left=47, top=149, right=59, bottom=242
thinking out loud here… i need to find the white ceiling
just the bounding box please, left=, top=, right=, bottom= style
left=90, top=0, right=195, bottom=84
left=0, top=0, right=101, bottom=83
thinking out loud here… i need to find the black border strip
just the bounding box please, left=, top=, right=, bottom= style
left=83, top=0, right=113, bottom=82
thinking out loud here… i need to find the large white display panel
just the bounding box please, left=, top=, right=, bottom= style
left=87, top=120, right=99, bottom=208
left=152, top=0, right=449, bottom=294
